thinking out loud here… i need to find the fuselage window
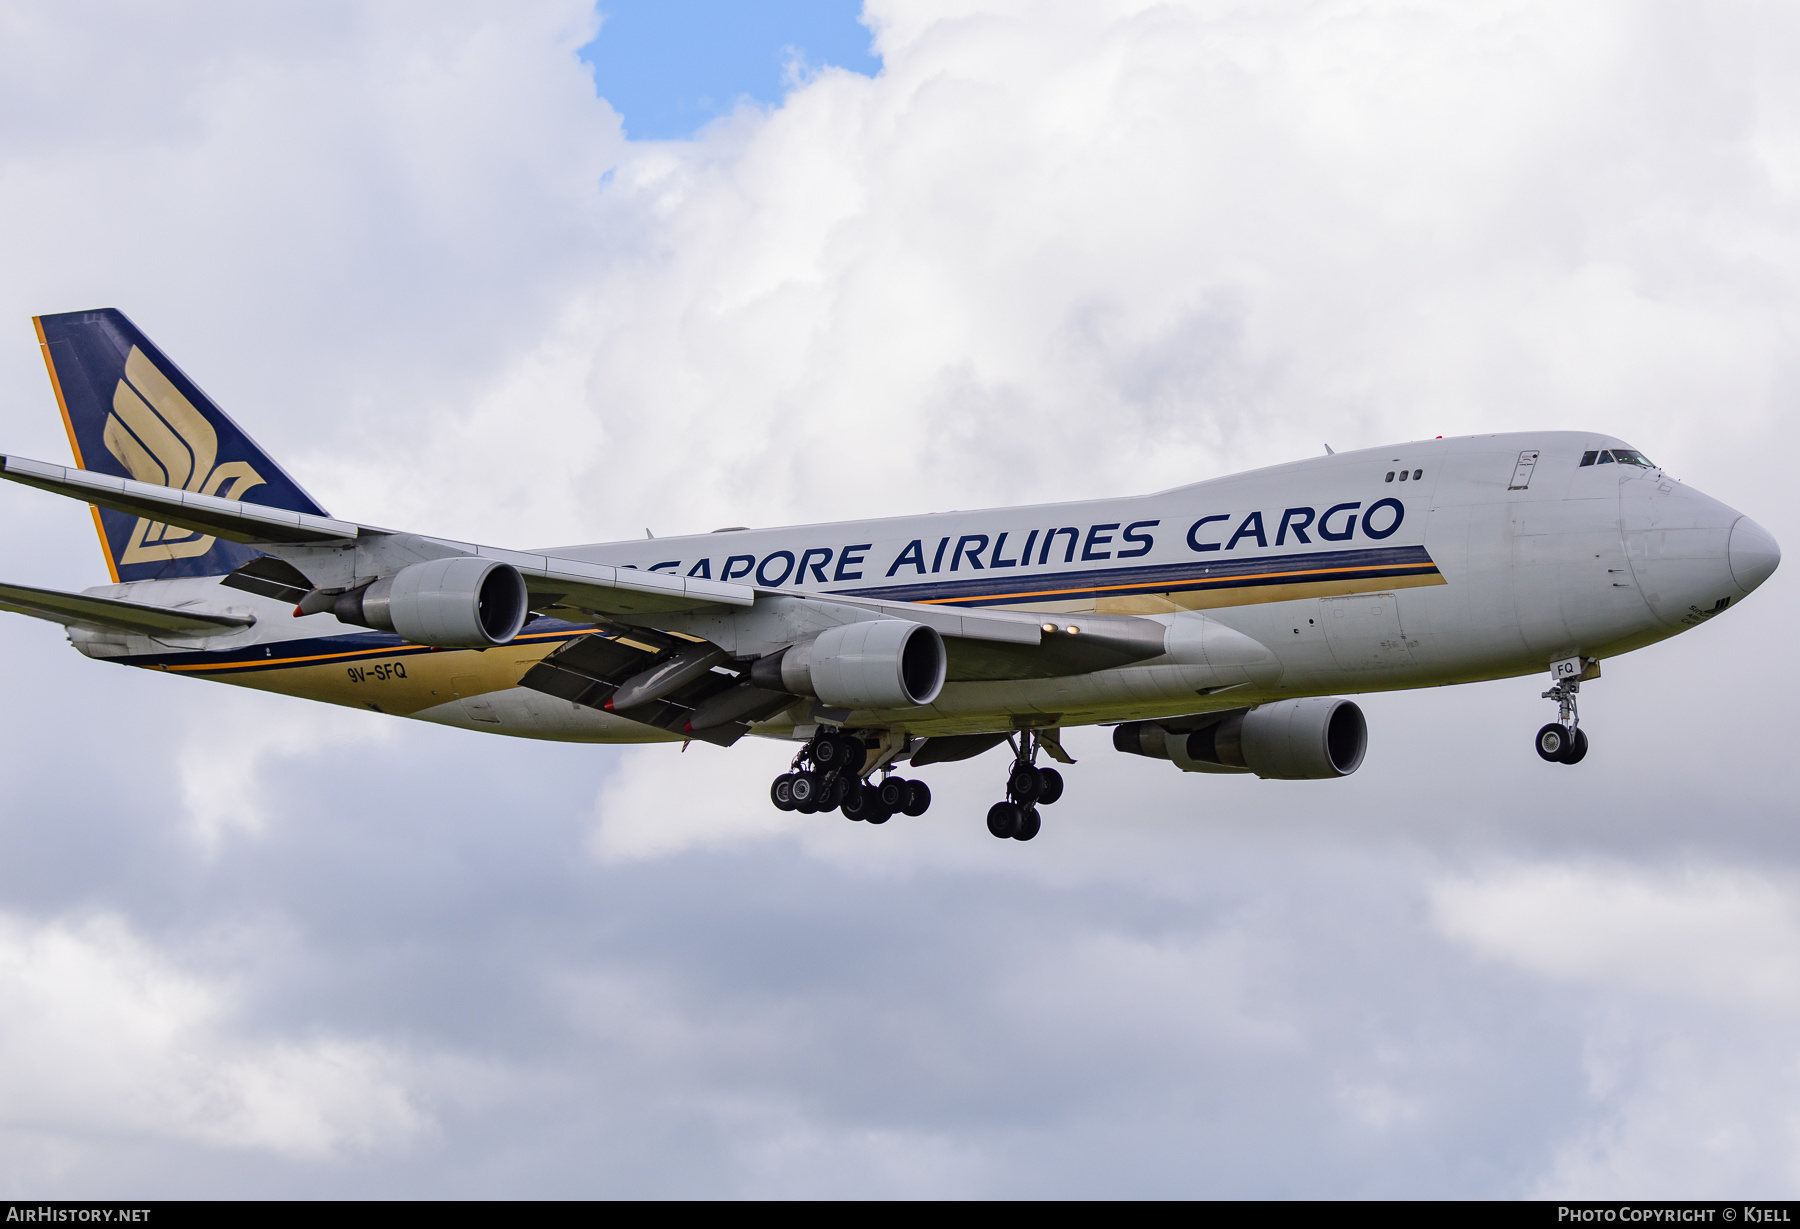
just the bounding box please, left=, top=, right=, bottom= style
left=1412, top=469, right=1422, bottom=480
left=1581, top=451, right=1598, bottom=466
left=1385, top=472, right=1395, bottom=482
left=1398, top=470, right=1409, bottom=481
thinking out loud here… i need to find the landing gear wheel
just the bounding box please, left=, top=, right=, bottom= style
left=828, top=775, right=852, bottom=808
left=839, top=781, right=870, bottom=821
left=901, top=780, right=931, bottom=817
left=987, top=802, right=1022, bottom=839
left=838, top=735, right=867, bottom=773
left=1013, top=807, right=1041, bottom=841
left=770, top=774, right=798, bottom=811
left=1535, top=723, right=1571, bottom=763
left=865, top=805, right=891, bottom=825
left=1034, top=767, right=1063, bottom=805
left=877, top=776, right=909, bottom=810
left=1008, top=763, right=1041, bottom=803
left=789, top=771, right=823, bottom=812
left=1560, top=727, right=1589, bottom=765
left=812, top=736, right=848, bottom=770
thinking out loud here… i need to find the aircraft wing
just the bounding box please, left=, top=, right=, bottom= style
left=0, top=454, right=1173, bottom=695
left=0, top=580, right=254, bottom=637
left=0, top=455, right=754, bottom=615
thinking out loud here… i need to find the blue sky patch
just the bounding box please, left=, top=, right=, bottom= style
left=580, top=1, right=881, bottom=140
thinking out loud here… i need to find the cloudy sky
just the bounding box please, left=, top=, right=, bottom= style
left=0, top=0, right=1796, bottom=1197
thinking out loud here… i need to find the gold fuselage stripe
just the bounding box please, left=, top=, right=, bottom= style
left=911, top=560, right=1438, bottom=606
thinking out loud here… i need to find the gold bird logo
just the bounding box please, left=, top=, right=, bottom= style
left=102, top=346, right=265, bottom=565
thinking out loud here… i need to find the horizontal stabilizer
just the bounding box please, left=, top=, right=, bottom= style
left=0, top=580, right=253, bottom=637
left=0, top=454, right=755, bottom=615
left=0, top=455, right=357, bottom=545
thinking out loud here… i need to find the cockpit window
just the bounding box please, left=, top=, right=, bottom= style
left=1581, top=448, right=1654, bottom=469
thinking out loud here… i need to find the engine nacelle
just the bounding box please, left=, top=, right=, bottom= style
left=752, top=619, right=947, bottom=709
left=1113, top=697, right=1367, bottom=780
left=334, top=557, right=529, bottom=647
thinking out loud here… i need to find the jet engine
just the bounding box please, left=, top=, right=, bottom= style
left=1113, top=697, right=1367, bottom=780
left=333, top=556, right=529, bottom=648
left=752, top=619, right=947, bottom=709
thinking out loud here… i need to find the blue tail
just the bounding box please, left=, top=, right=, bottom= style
left=33, top=309, right=329, bottom=583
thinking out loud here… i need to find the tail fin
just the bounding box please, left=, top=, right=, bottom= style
left=33, top=309, right=329, bottom=583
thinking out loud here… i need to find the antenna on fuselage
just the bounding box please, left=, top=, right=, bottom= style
left=1324, top=444, right=1336, bottom=455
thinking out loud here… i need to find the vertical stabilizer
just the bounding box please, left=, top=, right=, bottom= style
left=33, top=309, right=329, bottom=582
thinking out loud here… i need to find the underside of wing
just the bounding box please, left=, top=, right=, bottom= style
left=518, top=630, right=792, bottom=746
left=0, top=580, right=254, bottom=637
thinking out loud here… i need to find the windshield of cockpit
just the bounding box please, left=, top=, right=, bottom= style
left=1580, top=448, right=1655, bottom=468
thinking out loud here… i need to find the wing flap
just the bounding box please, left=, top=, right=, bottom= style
left=0, top=580, right=253, bottom=636
left=518, top=631, right=759, bottom=745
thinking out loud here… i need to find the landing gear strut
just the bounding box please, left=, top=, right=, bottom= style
left=768, top=731, right=932, bottom=824
left=986, top=729, right=1064, bottom=841
left=1536, top=677, right=1589, bottom=765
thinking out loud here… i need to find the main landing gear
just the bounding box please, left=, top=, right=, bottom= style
left=1536, top=677, right=1590, bottom=765
left=985, top=729, right=1064, bottom=842
left=768, top=731, right=931, bottom=824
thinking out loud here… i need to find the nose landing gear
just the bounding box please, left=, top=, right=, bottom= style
left=1536, top=673, right=1590, bottom=765
left=768, top=731, right=932, bottom=824
left=986, top=730, right=1065, bottom=841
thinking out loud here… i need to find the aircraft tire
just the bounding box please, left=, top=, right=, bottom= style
left=865, top=805, right=891, bottom=825
left=877, top=776, right=908, bottom=810
left=791, top=771, right=825, bottom=813
left=1014, top=807, right=1041, bottom=841
left=1535, top=723, right=1570, bottom=762
left=1008, top=763, right=1041, bottom=803
left=902, top=780, right=931, bottom=816
left=771, top=774, right=798, bottom=811
left=839, top=780, right=869, bottom=821
left=987, top=802, right=1022, bottom=839
left=1035, top=768, right=1064, bottom=805
left=1559, top=727, right=1589, bottom=765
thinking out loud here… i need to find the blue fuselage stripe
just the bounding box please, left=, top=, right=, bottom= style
left=839, top=544, right=1438, bottom=607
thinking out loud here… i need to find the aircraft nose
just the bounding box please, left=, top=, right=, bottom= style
left=1728, top=515, right=1780, bottom=594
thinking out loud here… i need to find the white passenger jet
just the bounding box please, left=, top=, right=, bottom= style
left=1, top=310, right=1780, bottom=840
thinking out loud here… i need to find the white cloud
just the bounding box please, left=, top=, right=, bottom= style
left=1433, top=864, right=1800, bottom=1197
left=588, top=737, right=804, bottom=862
left=176, top=687, right=399, bottom=854
left=0, top=912, right=427, bottom=1160
left=1431, top=863, right=1800, bottom=1013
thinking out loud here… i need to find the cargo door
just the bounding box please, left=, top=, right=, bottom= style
left=1319, top=593, right=1415, bottom=671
